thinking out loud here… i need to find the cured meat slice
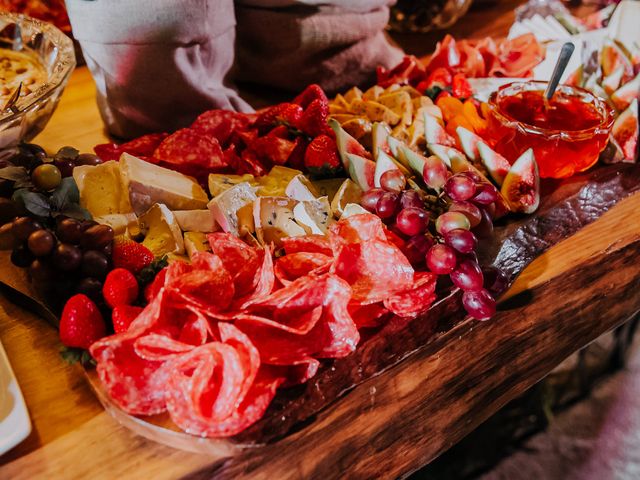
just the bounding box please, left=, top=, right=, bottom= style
left=207, top=233, right=262, bottom=296
left=190, top=110, right=253, bottom=147
left=331, top=239, right=414, bottom=304
left=164, top=252, right=235, bottom=315
left=274, top=252, right=332, bottom=285
left=281, top=234, right=333, bottom=256
left=383, top=272, right=437, bottom=318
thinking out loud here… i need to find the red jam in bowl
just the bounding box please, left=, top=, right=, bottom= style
left=486, top=81, right=614, bottom=178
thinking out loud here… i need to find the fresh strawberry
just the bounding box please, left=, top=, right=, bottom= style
left=304, top=134, right=341, bottom=177
left=298, top=99, right=330, bottom=137
left=144, top=267, right=167, bottom=303
left=59, top=294, right=106, bottom=349
left=111, top=237, right=154, bottom=274
left=292, top=84, right=328, bottom=109
left=111, top=304, right=143, bottom=333
left=426, top=67, right=453, bottom=90
left=452, top=73, right=473, bottom=99
left=103, top=268, right=139, bottom=308
left=254, top=103, right=303, bottom=131
left=287, top=136, right=309, bottom=170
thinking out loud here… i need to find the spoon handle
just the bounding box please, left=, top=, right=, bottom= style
left=545, top=42, right=575, bottom=100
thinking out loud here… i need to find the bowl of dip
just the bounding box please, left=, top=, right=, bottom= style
left=0, top=13, right=75, bottom=148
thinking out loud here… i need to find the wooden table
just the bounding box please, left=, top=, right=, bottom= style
left=3, top=2, right=637, bottom=479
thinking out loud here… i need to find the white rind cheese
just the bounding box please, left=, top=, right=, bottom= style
left=173, top=210, right=218, bottom=233
left=138, top=203, right=185, bottom=256
left=207, top=182, right=257, bottom=236
left=120, top=153, right=208, bottom=215
left=73, top=161, right=132, bottom=216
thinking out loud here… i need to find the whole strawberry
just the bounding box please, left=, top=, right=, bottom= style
left=111, top=304, right=143, bottom=333
left=254, top=102, right=302, bottom=132
left=298, top=98, right=330, bottom=137
left=103, top=268, right=139, bottom=308
left=304, top=134, right=342, bottom=177
left=293, top=84, right=328, bottom=109
left=59, top=294, right=106, bottom=349
left=112, top=237, right=153, bottom=274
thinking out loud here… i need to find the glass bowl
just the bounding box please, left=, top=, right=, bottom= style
left=486, top=81, right=614, bottom=179
left=0, top=13, right=76, bottom=148
left=388, top=0, right=474, bottom=33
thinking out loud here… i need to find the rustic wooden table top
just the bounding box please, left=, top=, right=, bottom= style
left=2, top=2, right=633, bottom=479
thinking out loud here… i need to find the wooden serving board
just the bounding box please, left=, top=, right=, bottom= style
left=62, top=163, right=639, bottom=472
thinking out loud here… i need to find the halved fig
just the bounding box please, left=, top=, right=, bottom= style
left=374, top=150, right=401, bottom=187
left=477, top=141, right=511, bottom=186
left=611, top=71, right=640, bottom=111
left=427, top=143, right=465, bottom=168
left=611, top=98, right=638, bottom=162
left=424, top=111, right=456, bottom=147
left=345, top=153, right=376, bottom=191
left=500, top=149, right=540, bottom=214
left=455, top=126, right=483, bottom=161
left=372, top=122, right=391, bottom=159
left=329, top=118, right=369, bottom=170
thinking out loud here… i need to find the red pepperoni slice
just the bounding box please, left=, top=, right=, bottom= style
left=282, top=235, right=333, bottom=256
left=348, top=303, right=390, bottom=329
left=94, top=133, right=168, bottom=162
left=328, top=213, right=388, bottom=254
left=165, top=252, right=235, bottom=315
left=154, top=128, right=227, bottom=175
left=331, top=239, right=414, bottom=304
left=274, top=252, right=332, bottom=285
left=207, top=233, right=262, bottom=296
left=190, top=110, right=253, bottom=147
left=384, top=272, right=437, bottom=318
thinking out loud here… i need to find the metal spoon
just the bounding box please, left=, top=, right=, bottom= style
left=544, top=42, right=575, bottom=100
left=3, top=82, right=22, bottom=114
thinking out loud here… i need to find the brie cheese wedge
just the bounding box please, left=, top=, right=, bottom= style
left=138, top=203, right=185, bottom=256
left=73, top=161, right=132, bottom=217
left=253, top=196, right=306, bottom=246
left=207, top=182, right=257, bottom=236
left=120, top=153, right=208, bottom=215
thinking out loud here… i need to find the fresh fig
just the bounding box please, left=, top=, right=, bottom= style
left=455, top=126, right=483, bottom=161
left=397, top=144, right=428, bottom=177
left=329, top=118, right=369, bottom=170
left=611, top=71, right=640, bottom=111
left=602, top=64, right=625, bottom=96
left=449, top=153, right=492, bottom=185
left=387, top=135, right=402, bottom=157
left=500, top=149, right=540, bottom=214
left=345, top=153, right=376, bottom=191
left=371, top=122, right=391, bottom=159
left=601, top=40, right=634, bottom=78
left=477, top=141, right=511, bottom=186
left=374, top=150, right=401, bottom=188
left=426, top=143, right=465, bottom=168
left=611, top=98, right=639, bottom=162
left=424, top=111, right=456, bottom=147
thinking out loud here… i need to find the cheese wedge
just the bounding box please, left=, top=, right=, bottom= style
left=173, top=210, right=218, bottom=233
left=341, top=203, right=369, bottom=218
left=183, top=231, right=211, bottom=260
left=138, top=203, right=185, bottom=256
left=207, top=182, right=257, bottom=236
left=293, top=197, right=331, bottom=235
left=253, top=196, right=306, bottom=246
left=73, top=161, right=132, bottom=217
left=120, top=153, right=208, bottom=215
left=93, top=213, right=138, bottom=235
left=208, top=173, right=256, bottom=197
left=285, top=174, right=319, bottom=201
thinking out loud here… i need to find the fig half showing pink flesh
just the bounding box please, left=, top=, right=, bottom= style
left=477, top=141, right=511, bottom=186
left=500, top=148, right=540, bottom=214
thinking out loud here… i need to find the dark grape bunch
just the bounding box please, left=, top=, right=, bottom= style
left=1, top=215, right=114, bottom=307
left=359, top=167, right=506, bottom=321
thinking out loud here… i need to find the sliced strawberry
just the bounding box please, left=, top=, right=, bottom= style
left=254, top=103, right=303, bottom=132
